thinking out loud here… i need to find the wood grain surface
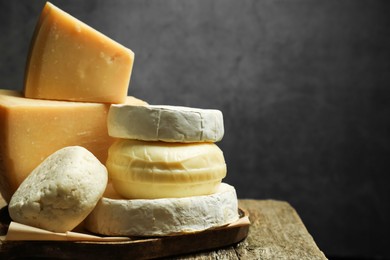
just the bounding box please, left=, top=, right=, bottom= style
left=175, top=200, right=327, bottom=260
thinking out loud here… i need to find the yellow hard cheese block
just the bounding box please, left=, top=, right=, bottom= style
left=0, top=89, right=146, bottom=202
left=24, top=2, right=134, bottom=103
left=106, top=139, right=227, bottom=199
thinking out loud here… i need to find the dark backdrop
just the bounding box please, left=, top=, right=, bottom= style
left=1, top=1, right=389, bottom=258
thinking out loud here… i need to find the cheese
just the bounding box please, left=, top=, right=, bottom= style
left=0, top=89, right=146, bottom=202
left=106, top=139, right=227, bottom=199
left=8, top=146, right=108, bottom=233
left=24, top=2, right=134, bottom=103
left=85, top=183, right=239, bottom=236
left=108, top=105, right=224, bottom=142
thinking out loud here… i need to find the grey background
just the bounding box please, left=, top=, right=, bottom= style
left=1, top=0, right=389, bottom=258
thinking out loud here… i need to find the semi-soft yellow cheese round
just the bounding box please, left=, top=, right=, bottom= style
left=106, top=139, right=227, bottom=199
left=8, top=146, right=108, bottom=233
left=107, top=105, right=224, bottom=142
left=84, top=183, right=239, bottom=237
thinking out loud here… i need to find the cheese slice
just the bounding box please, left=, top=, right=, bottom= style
left=24, top=2, right=134, bottom=103
left=108, top=105, right=224, bottom=142
left=8, top=146, right=108, bottom=233
left=84, top=183, right=239, bottom=237
left=0, top=89, right=146, bottom=202
left=106, top=139, right=227, bottom=199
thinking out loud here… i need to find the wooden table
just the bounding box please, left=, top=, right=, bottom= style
left=0, top=197, right=326, bottom=259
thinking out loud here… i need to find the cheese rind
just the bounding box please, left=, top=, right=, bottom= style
left=106, top=139, right=227, bottom=199
left=0, top=89, right=146, bottom=202
left=85, top=183, right=239, bottom=236
left=24, top=2, right=134, bottom=103
left=108, top=105, right=224, bottom=142
left=8, top=146, right=108, bottom=233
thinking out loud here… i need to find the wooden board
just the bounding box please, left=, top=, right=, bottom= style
left=0, top=197, right=327, bottom=259
left=0, top=206, right=249, bottom=259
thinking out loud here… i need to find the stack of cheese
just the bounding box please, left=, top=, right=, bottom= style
left=0, top=2, right=143, bottom=203
left=1, top=2, right=240, bottom=237
left=84, top=105, right=239, bottom=236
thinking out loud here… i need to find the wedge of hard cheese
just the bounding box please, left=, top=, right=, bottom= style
left=85, top=183, right=239, bottom=237
left=106, top=139, right=227, bottom=199
left=24, top=2, right=134, bottom=103
left=0, top=89, right=146, bottom=202
left=108, top=105, right=224, bottom=142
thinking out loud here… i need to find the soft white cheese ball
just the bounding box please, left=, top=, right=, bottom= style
left=8, top=146, right=108, bottom=233
left=106, top=139, right=227, bottom=199
left=85, top=183, right=239, bottom=236
left=107, top=105, right=224, bottom=143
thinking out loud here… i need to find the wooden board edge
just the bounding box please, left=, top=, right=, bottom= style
left=0, top=208, right=250, bottom=259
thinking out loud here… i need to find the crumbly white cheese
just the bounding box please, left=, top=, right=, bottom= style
left=8, top=146, right=108, bottom=233
left=107, top=105, right=224, bottom=142
left=106, top=139, right=227, bottom=199
left=84, top=183, right=239, bottom=236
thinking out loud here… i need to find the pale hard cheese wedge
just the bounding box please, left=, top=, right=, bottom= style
left=85, top=183, right=239, bottom=236
left=0, top=89, right=146, bottom=202
left=106, top=139, right=227, bottom=199
left=108, top=105, right=224, bottom=142
left=8, top=146, right=108, bottom=233
left=24, top=2, right=134, bottom=103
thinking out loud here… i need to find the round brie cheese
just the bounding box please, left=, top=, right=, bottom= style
left=106, top=139, right=227, bottom=199
left=107, top=104, right=224, bottom=142
left=8, top=146, right=108, bottom=233
left=84, top=183, right=239, bottom=236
